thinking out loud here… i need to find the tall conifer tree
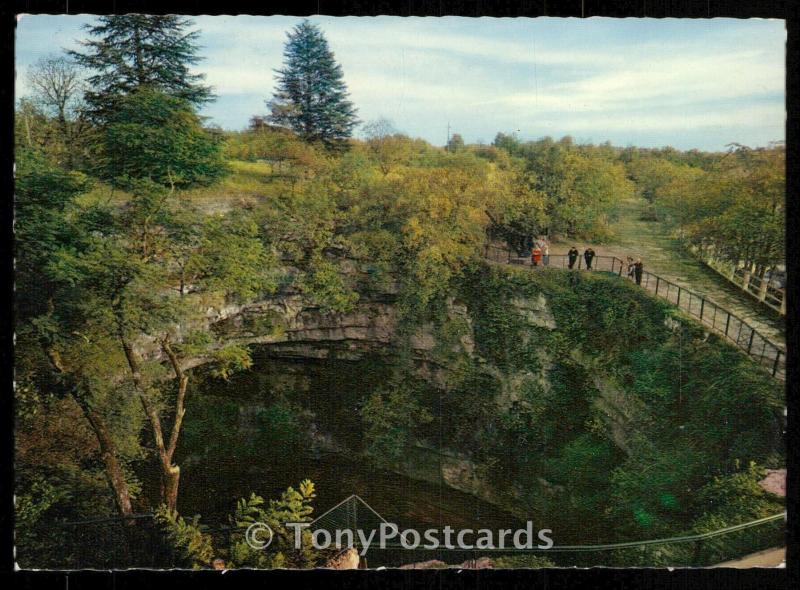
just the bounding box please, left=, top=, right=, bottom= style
left=267, top=20, right=358, bottom=149
left=70, top=15, right=213, bottom=120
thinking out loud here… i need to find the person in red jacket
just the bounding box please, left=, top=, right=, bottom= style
left=531, top=246, right=542, bottom=266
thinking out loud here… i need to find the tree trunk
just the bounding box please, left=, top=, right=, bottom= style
left=120, top=336, right=175, bottom=510
left=45, top=345, right=135, bottom=519
left=757, top=265, right=770, bottom=302
left=120, top=333, right=188, bottom=513
left=162, top=465, right=180, bottom=513
left=23, top=111, right=33, bottom=148
left=74, top=396, right=135, bottom=517
left=57, top=109, right=72, bottom=168
left=133, top=24, right=146, bottom=85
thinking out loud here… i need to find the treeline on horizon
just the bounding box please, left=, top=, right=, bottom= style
left=14, top=15, right=785, bottom=569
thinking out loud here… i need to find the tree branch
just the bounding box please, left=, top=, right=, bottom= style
left=161, top=335, right=188, bottom=463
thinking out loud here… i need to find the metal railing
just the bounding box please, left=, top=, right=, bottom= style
left=369, top=512, right=786, bottom=568
left=687, top=245, right=785, bottom=316
left=47, top=510, right=785, bottom=569
left=506, top=252, right=785, bottom=381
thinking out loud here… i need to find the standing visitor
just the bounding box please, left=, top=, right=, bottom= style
left=542, top=239, right=550, bottom=266
left=626, top=256, right=635, bottom=279
left=531, top=246, right=542, bottom=266
left=634, top=259, right=644, bottom=285
left=584, top=247, right=596, bottom=270
left=568, top=247, right=579, bottom=269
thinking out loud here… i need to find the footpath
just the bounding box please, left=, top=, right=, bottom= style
left=548, top=197, right=785, bottom=347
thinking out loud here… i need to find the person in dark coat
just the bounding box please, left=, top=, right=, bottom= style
left=583, top=247, right=596, bottom=270
left=567, top=247, right=579, bottom=269
left=633, top=259, right=644, bottom=285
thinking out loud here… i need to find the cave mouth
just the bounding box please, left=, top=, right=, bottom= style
left=176, top=347, right=527, bottom=536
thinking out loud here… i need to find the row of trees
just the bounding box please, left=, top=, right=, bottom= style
left=650, top=143, right=785, bottom=281
left=491, top=131, right=785, bottom=278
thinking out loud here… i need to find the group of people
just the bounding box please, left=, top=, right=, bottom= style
left=566, top=246, right=596, bottom=270
left=529, top=236, right=550, bottom=267
left=625, top=256, right=645, bottom=285
left=531, top=242, right=645, bottom=285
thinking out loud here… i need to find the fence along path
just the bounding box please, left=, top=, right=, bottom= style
left=498, top=251, right=786, bottom=381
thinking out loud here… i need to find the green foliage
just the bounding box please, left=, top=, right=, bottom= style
left=692, top=463, right=783, bottom=527
left=14, top=149, right=93, bottom=319
left=688, top=463, right=785, bottom=564
left=101, top=87, right=228, bottom=188
left=545, top=433, right=620, bottom=523
left=194, top=210, right=279, bottom=300
left=361, top=378, right=434, bottom=464
left=362, top=118, right=414, bottom=176
left=457, top=265, right=538, bottom=371
left=451, top=265, right=782, bottom=546
left=156, top=480, right=321, bottom=569
left=628, top=157, right=681, bottom=203
left=227, top=481, right=319, bottom=569
left=493, top=135, right=633, bottom=239
left=299, top=254, right=360, bottom=313
left=155, top=506, right=216, bottom=569
left=22, top=55, right=93, bottom=169
left=15, top=476, right=67, bottom=538
left=209, top=345, right=253, bottom=380
left=253, top=402, right=305, bottom=453
left=651, top=143, right=784, bottom=275
left=268, top=20, right=358, bottom=149
left=446, top=133, right=465, bottom=152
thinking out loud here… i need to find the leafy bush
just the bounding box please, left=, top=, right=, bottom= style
left=156, top=480, right=321, bottom=569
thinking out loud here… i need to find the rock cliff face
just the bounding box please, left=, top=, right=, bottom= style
left=213, top=296, right=400, bottom=360
left=188, top=271, right=652, bottom=518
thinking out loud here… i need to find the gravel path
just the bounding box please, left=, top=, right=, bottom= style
left=549, top=197, right=785, bottom=346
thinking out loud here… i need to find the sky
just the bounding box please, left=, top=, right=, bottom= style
left=15, top=15, right=786, bottom=151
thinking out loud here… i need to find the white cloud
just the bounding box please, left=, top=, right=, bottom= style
left=15, top=15, right=786, bottom=148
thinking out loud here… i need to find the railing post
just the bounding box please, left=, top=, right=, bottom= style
left=724, top=314, right=731, bottom=337
left=773, top=351, right=782, bottom=377
left=747, top=329, right=755, bottom=354
left=700, top=298, right=705, bottom=320
left=676, top=287, right=681, bottom=307
left=655, top=276, right=660, bottom=295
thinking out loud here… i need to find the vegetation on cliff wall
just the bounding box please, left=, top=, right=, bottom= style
left=360, top=264, right=784, bottom=561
